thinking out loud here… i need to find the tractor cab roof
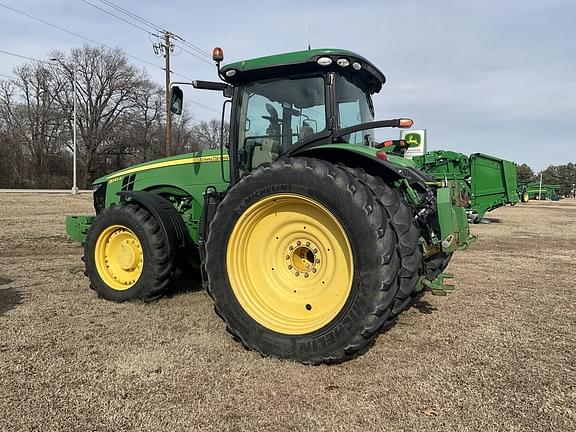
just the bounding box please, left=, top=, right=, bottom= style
left=220, top=48, right=387, bottom=94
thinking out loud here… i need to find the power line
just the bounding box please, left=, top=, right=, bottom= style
left=81, top=1, right=212, bottom=67
left=0, top=2, right=220, bottom=115
left=79, top=0, right=152, bottom=35
left=0, top=2, right=165, bottom=73
left=172, top=35, right=211, bottom=59
left=186, top=99, right=221, bottom=115
left=98, top=0, right=163, bottom=32
left=0, top=49, right=51, bottom=65
left=98, top=0, right=212, bottom=59
left=0, top=50, right=218, bottom=114
left=180, top=46, right=214, bottom=66
left=0, top=2, right=102, bottom=45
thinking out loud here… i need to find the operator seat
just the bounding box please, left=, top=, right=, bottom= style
left=299, top=121, right=314, bottom=141
left=252, top=104, right=281, bottom=168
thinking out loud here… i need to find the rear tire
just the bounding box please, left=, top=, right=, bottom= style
left=84, top=203, right=175, bottom=302
left=206, top=158, right=402, bottom=364
left=341, top=167, right=422, bottom=315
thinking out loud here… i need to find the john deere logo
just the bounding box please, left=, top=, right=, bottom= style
left=404, top=133, right=421, bottom=147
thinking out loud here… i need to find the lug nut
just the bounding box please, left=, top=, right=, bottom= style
left=288, top=265, right=292, bottom=269
left=289, top=246, right=293, bottom=250
left=304, top=273, right=309, bottom=278
left=297, top=241, right=301, bottom=246
left=313, top=249, right=318, bottom=253
left=295, top=272, right=300, bottom=276
left=315, top=259, right=320, bottom=264
left=312, top=269, right=317, bottom=273
left=306, top=241, right=310, bottom=246
left=286, top=255, right=290, bottom=260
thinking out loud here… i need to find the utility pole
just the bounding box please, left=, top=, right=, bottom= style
left=72, top=70, right=78, bottom=194
left=153, top=32, right=174, bottom=157
left=538, top=172, right=543, bottom=200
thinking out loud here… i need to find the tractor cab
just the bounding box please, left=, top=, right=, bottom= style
left=221, top=50, right=382, bottom=173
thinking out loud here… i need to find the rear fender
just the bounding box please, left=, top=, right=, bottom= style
left=295, top=147, right=406, bottom=184
left=297, top=146, right=441, bottom=220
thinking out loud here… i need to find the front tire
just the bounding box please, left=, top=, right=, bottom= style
left=84, top=203, right=175, bottom=302
left=206, top=158, right=402, bottom=364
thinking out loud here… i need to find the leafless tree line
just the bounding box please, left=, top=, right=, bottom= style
left=0, top=46, right=227, bottom=189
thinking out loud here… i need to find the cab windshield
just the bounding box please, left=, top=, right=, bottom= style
left=237, top=76, right=326, bottom=172
left=336, top=75, right=375, bottom=145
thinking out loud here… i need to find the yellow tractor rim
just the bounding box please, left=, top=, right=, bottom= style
left=95, top=225, right=144, bottom=290
left=226, top=193, right=354, bottom=335
left=522, top=191, right=529, bottom=202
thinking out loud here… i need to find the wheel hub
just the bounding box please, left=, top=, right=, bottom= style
left=116, top=239, right=140, bottom=270
left=286, top=239, right=321, bottom=277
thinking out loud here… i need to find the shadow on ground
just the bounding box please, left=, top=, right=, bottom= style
left=0, top=281, right=22, bottom=315
left=164, top=270, right=204, bottom=298
left=481, top=217, right=503, bottom=224
left=412, top=297, right=438, bottom=314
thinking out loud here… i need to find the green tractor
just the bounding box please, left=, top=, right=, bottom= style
left=518, top=183, right=561, bottom=201
left=66, top=48, right=471, bottom=364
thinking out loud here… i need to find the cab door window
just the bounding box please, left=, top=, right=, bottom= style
left=237, top=76, right=326, bottom=172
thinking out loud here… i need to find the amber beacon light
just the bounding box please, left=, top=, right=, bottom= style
left=212, top=47, right=224, bottom=63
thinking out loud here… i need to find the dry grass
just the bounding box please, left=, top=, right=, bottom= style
left=0, top=193, right=574, bottom=431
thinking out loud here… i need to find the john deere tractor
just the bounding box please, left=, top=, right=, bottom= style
left=518, top=183, right=561, bottom=201
left=66, top=48, right=470, bottom=364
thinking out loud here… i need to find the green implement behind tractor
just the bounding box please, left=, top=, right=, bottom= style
left=66, top=48, right=471, bottom=364
left=518, top=183, right=561, bottom=202
left=411, top=150, right=519, bottom=223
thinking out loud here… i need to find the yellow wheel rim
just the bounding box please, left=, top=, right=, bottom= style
left=94, top=225, right=144, bottom=290
left=226, top=193, right=354, bottom=335
left=522, top=192, right=529, bottom=202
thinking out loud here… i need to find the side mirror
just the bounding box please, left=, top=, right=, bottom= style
left=170, top=86, right=183, bottom=115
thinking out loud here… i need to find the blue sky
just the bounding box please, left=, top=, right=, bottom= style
left=0, top=0, right=574, bottom=170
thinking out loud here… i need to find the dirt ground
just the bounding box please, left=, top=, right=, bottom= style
left=0, top=193, right=574, bottom=432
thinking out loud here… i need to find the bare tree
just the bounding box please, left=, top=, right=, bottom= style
left=105, top=80, right=164, bottom=170
left=191, top=119, right=229, bottom=150
left=129, top=80, right=164, bottom=161
left=171, top=110, right=198, bottom=154
left=0, top=130, right=25, bottom=187
left=0, top=46, right=230, bottom=188
left=51, top=46, right=150, bottom=185
left=0, top=64, right=68, bottom=185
